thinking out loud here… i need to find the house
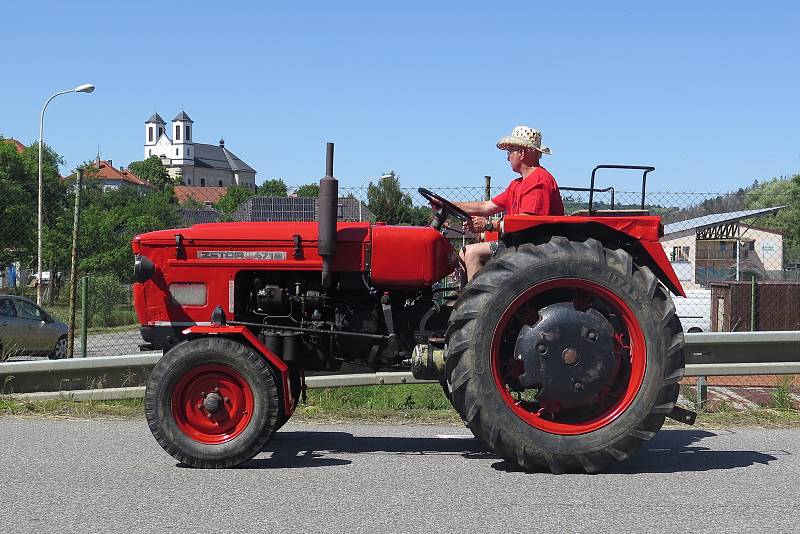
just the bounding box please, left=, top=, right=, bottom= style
left=178, top=207, right=222, bottom=226
left=91, top=159, right=152, bottom=193
left=144, top=111, right=256, bottom=188
left=1, top=138, right=26, bottom=154
left=661, top=206, right=785, bottom=291
left=173, top=185, right=230, bottom=206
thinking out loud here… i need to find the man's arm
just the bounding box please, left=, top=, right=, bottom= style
left=453, top=200, right=501, bottom=217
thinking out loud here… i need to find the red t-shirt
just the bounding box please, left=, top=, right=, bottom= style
left=491, top=167, right=564, bottom=216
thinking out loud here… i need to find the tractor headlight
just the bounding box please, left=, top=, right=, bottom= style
left=134, top=255, right=155, bottom=283
left=169, top=283, right=207, bottom=306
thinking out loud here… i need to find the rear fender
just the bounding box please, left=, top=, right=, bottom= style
left=181, top=325, right=295, bottom=417
left=504, top=221, right=685, bottom=297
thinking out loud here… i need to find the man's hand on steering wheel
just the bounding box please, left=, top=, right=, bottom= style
left=417, top=188, right=472, bottom=230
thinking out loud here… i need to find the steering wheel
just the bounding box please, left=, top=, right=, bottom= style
left=417, top=188, right=471, bottom=224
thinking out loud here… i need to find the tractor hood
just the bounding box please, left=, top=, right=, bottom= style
left=135, top=221, right=372, bottom=245
left=132, top=222, right=457, bottom=288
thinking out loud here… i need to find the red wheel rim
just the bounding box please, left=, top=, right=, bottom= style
left=171, top=364, right=255, bottom=444
left=490, top=278, right=646, bottom=435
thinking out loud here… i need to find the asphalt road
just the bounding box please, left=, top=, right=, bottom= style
left=1, top=420, right=797, bottom=533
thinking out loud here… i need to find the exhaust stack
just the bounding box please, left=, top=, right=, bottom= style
left=318, top=142, right=338, bottom=288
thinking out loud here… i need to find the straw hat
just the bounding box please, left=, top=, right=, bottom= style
left=496, top=125, right=551, bottom=155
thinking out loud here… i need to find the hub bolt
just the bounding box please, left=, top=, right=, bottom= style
left=536, top=343, right=547, bottom=354
left=573, top=381, right=584, bottom=391
left=562, top=348, right=579, bottom=366
left=588, top=331, right=597, bottom=341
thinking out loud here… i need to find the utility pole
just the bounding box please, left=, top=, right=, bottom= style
left=67, top=170, right=83, bottom=358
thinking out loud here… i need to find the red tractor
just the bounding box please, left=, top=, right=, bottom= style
left=134, top=144, right=694, bottom=473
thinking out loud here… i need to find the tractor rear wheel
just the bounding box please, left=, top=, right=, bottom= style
left=145, top=337, right=280, bottom=468
left=445, top=237, right=684, bottom=473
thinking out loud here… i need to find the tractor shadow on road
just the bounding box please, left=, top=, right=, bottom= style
left=606, top=429, right=779, bottom=474
left=239, top=429, right=780, bottom=473
left=488, top=429, right=780, bottom=474
left=240, top=430, right=491, bottom=469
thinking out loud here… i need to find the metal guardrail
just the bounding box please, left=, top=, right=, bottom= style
left=0, top=354, right=161, bottom=395
left=683, top=331, right=800, bottom=376
left=8, top=373, right=432, bottom=402
left=1, top=332, right=798, bottom=399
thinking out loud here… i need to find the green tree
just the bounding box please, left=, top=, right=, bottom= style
left=215, top=186, right=257, bottom=218
left=127, top=156, right=176, bottom=190
left=258, top=178, right=288, bottom=197
left=0, top=141, right=66, bottom=276
left=744, top=175, right=800, bottom=263
left=182, top=197, right=204, bottom=208
left=294, top=183, right=320, bottom=197
left=0, top=142, right=32, bottom=269
left=78, top=187, right=181, bottom=280
left=366, top=171, right=429, bottom=226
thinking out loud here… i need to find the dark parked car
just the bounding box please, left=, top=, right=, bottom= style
left=0, top=295, right=68, bottom=361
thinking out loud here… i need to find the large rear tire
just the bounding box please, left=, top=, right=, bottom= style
left=445, top=237, right=684, bottom=473
left=145, top=337, right=280, bottom=468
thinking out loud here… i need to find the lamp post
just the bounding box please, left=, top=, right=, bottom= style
left=37, top=83, right=95, bottom=304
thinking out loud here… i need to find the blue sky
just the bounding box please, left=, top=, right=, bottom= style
left=2, top=1, right=799, bottom=194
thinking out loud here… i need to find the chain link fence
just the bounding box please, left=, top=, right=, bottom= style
left=1, top=178, right=797, bottom=409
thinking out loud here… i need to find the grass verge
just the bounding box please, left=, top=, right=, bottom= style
left=1, top=384, right=799, bottom=428
left=0, top=396, right=144, bottom=420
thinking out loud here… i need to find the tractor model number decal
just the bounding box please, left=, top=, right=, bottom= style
left=198, top=251, right=288, bottom=260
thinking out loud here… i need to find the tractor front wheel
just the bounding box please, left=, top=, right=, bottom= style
left=144, top=337, right=280, bottom=468
left=445, top=237, right=684, bottom=473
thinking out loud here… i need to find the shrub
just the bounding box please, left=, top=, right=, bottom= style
left=772, top=376, right=796, bottom=412
left=87, top=275, right=130, bottom=327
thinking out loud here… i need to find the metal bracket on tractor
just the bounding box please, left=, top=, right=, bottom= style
left=667, top=405, right=697, bottom=425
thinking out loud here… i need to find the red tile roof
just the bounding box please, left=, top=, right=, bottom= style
left=174, top=185, right=229, bottom=205
left=2, top=138, right=26, bottom=154
left=95, top=160, right=152, bottom=187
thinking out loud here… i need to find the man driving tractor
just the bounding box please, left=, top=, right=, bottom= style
left=434, top=125, right=564, bottom=281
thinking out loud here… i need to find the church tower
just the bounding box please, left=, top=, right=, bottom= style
left=144, top=112, right=165, bottom=159
left=172, top=110, right=194, bottom=166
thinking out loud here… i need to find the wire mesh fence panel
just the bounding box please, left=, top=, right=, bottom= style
left=0, top=173, right=797, bottom=402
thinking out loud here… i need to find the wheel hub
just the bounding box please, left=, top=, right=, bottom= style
left=514, top=302, right=620, bottom=411
left=172, top=364, right=254, bottom=444
left=202, top=391, right=224, bottom=414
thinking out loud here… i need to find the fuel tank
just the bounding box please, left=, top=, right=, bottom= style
left=369, top=225, right=458, bottom=288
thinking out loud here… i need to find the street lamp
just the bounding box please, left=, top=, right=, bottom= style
left=37, top=83, right=95, bottom=304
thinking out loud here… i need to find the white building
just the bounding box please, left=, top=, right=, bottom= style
left=144, top=111, right=256, bottom=188
left=661, top=207, right=785, bottom=291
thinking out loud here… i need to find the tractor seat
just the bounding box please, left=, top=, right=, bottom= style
left=570, top=209, right=650, bottom=217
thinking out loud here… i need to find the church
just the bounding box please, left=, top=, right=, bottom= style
left=144, top=111, right=257, bottom=188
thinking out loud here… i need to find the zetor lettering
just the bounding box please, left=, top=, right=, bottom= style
left=134, top=146, right=692, bottom=473
left=198, top=251, right=288, bottom=260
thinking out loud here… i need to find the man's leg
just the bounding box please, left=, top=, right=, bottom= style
left=461, top=242, right=493, bottom=282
